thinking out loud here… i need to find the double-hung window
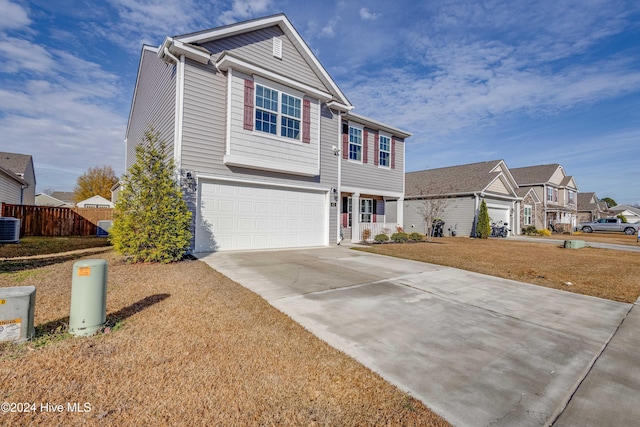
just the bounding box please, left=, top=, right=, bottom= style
left=349, top=126, right=363, bottom=161
left=547, top=187, right=553, bottom=202
left=360, top=199, right=373, bottom=223
left=379, top=135, right=390, bottom=167
left=255, top=84, right=301, bottom=140
left=524, top=205, right=532, bottom=226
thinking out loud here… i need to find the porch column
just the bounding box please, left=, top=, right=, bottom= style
left=397, top=197, right=404, bottom=230
left=351, top=193, right=360, bottom=243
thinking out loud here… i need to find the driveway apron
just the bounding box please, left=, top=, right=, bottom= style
left=198, top=246, right=632, bottom=427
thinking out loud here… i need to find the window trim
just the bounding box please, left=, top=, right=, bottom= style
left=253, top=79, right=303, bottom=142
left=348, top=122, right=364, bottom=163
left=378, top=132, right=391, bottom=168
left=524, top=205, right=532, bottom=226
left=547, top=187, right=554, bottom=202
left=360, top=198, right=373, bottom=223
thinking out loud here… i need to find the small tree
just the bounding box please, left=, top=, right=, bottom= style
left=110, top=129, right=192, bottom=263
left=476, top=200, right=491, bottom=239
left=73, top=165, right=119, bottom=203
left=414, top=184, right=453, bottom=241
left=600, top=197, right=617, bottom=208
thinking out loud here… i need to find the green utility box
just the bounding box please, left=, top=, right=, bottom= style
left=564, top=240, right=585, bottom=249
left=0, top=286, right=36, bottom=343
left=69, top=259, right=107, bottom=336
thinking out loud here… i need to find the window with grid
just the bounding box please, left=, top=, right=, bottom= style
left=349, top=126, right=362, bottom=161
left=379, top=135, right=390, bottom=167
left=524, top=205, right=532, bottom=225
left=547, top=187, right=553, bottom=202
left=255, top=84, right=301, bottom=140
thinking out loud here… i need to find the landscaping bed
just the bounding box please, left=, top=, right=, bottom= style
left=0, top=251, right=449, bottom=426
left=358, top=237, right=640, bottom=303
left=0, top=236, right=111, bottom=259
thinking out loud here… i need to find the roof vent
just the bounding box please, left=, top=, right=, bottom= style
left=273, top=37, right=283, bottom=59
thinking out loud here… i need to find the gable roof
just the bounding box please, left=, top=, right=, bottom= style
left=161, top=14, right=351, bottom=107
left=0, top=163, right=27, bottom=186
left=0, top=152, right=32, bottom=178
left=609, top=204, right=640, bottom=216
left=577, top=192, right=599, bottom=211
left=406, top=160, right=518, bottom=198
left=77, top=195, right=114, bottom=207
left=510, top=164, right=562, bottom=186
left=515, top=186, right=541, bottom=202
left=50, top=191, right=75, bottom=203
left=35, top=193, right=68, bottom=207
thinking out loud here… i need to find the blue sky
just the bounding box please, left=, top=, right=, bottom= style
left=1, top=0, right=639, bottom=203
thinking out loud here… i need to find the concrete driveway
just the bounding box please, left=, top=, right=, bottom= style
left=198, top=246, right=637, bottom=426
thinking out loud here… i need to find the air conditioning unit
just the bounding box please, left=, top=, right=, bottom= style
left=96, top=220, right=113, bottom=237
left=0, top=217, right=20, bottom=243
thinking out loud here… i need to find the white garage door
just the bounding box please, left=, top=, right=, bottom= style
left=196, top=180, right=327, bottom=252
left=487, top=205, right=510, bottom=228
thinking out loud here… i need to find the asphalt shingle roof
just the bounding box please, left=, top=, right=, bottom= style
left=405, top=160, right=504, bottom=197
left=0, top=152, right=32, bottom=177
left=510, top=164, right=560, bottom=186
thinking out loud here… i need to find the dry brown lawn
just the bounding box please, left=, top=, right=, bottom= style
left=0, top=252, right=450, bottom=426
left=359, top=237, right=640, bottom=303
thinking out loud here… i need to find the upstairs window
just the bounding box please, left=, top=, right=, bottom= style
left=349, top=126, right=363, bottom=161
left=255, top=85, right=278, bottom=135
left=547, top=187, right=553, bottom=202
left=379, top=135, right=390, bottom=167
left=255, top=84, right=301, bottom=140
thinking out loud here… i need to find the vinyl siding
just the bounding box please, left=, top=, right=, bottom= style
left=404, top=197, right=476, bottom=237
left=227, top=72, right=319, bottom=173
left=202, top=26, right=327, bottom=92
left=319, top=105, right=339, bottom=244
left=341, top=129, right=405, bottom=194
left=486, top=177, right=511, bottom=195
left=549, top=168, right=565, bottom=185
left=0, top=173, right=22, bottom=205
left=180, top=59, right=328, bottom=189
left=126, top=48, right=176, bottom=170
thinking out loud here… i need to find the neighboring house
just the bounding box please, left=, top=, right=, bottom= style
left=0, top=152, right=36, bottom=205
left=516, top=187, right=543, bottom=231
left=576, top=192, right=607, bottom=223
left=510, top=164, right=578, bottom=232
left=76, top=195, right=114, bottom=208
left=50, top=191, right=75, bottom=206
left=608, top=204, right=640, bottom=223
left=126, top=14, right=409, bottom=251
left=110, top=182, right=121, bottom=204
left=35, top=193, right=70, bottom=207
left=398, top=160, right=520, bottom=237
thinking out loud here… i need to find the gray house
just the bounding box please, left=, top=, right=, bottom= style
left=0, top=152, right=36, bottom=205
left=398, top=160, right=520, bottom=237
left=126, top=14, right=410, bottom=251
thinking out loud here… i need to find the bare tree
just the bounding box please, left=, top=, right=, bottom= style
left=413, top=183, right=454, bottom=241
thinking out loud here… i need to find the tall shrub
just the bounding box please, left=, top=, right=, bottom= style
left=110, top=129, right=192, bottom=263
left=476, top=200, right=491, bottom=239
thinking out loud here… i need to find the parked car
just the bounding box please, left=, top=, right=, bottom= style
left=579, top=218, right=639, bottom=235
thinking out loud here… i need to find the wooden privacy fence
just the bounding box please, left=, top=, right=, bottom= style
left=1, top=203, right=114, bottom=237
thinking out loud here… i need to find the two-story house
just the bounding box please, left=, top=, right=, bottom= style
left=510, top=164, right=578, bottom=232
left=126, top=14, right=409, bottom=252
left=0, top=151, right=36, bottom=205
left=576, top=192, right=608, bottom=224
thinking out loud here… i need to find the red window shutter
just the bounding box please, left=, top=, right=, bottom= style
left=391, top=137, right=396, bottom=169
left=243, top=79, right=254, bottom=131
left=342, top=128, right=348, bottom=159
left=374, top=133, right=379, bottom=166
left=302, top=99, right=311, bottom=143
left=363, top=129, right=368, bottom=164
left=341, top=212, right=348, bottom=228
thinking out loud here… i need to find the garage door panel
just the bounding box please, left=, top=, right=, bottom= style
left=196, top=180, right=326, bottom=252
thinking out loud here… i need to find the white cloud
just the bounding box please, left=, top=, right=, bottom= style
left=0, top=37, right=56, bottom=73
left=218, top=0, right=273, bottom=25
left=0, top=0, right=30, bottom=31
left=359, top=7, right=379, bottom=21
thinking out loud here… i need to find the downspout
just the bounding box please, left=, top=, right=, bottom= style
left=473, top=192, right=480, bottom=237
left=337, top=109, right=343, bottom=245
left=163, top=47, right=185, bottom=174
left=20, top=183, right=28, bottom=205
